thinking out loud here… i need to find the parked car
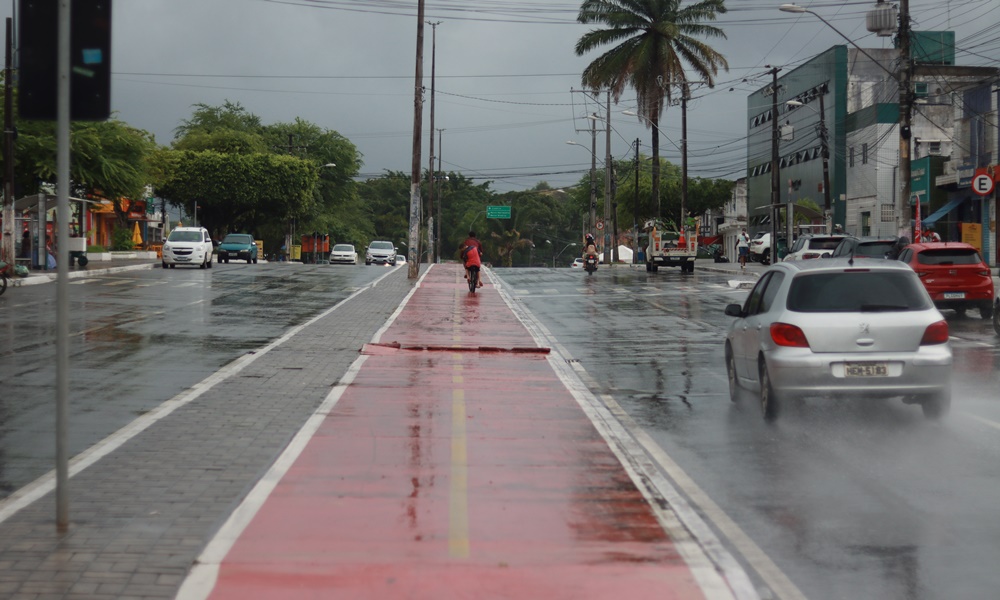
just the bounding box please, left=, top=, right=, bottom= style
left=329, top=244, right=358, bottom=265
left=724, top=259, right=952, bottom=421
left=749, top=233, right=787, bottom=264
left=396, top=255, right=407, bottom=265
left=783, top=234, right=844, bottom=261
left=216, top=233, right=258, bottom=264
left=570, top=258, right=584, bottom=269
left=161, top=226, right=214, bottom=269
left=896, top=242, right=994, bottom=319
left=365, top=241, right=396, bottom=265
left=829, top=235, right=899, bottom=260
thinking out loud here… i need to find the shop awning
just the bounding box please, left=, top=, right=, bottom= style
left=920, top=197, right=965, bottom=228
left=14, top=193, right=103, bottom=212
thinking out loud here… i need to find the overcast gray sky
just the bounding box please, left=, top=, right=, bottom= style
left=5, top=0, right=997, bottom=192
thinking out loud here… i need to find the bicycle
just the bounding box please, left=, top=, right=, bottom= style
left=467, top=266, right=479, bottom=293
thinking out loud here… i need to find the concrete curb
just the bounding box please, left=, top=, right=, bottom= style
left=12, top=263, right=156, bottom=287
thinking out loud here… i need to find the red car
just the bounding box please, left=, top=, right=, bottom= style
left=897, top=242, right=994, bottom=319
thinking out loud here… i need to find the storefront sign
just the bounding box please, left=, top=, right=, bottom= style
left=956, top=163, right=975, bottom=188
left=961, top=222, right=981, bottom=252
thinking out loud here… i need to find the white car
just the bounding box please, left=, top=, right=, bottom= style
left=365, top=241, right=396, bottom=265
left=570, top=258, right=584, bottom=269
left=783, top=235, right=844, bottom=261
left=329, top=244, right=358, bottom=265
left=395, top=255, right=407, bottom=265
left=162, top=226, right=214, bottom=269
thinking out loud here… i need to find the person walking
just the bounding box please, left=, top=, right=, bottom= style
left=736, top=228, right=750, bottom=270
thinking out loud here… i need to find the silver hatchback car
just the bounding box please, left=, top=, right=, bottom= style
left=724, top=259, right=952, bottom=421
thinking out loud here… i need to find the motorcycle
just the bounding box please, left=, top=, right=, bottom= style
left=584, top=253, right=598, bottom=275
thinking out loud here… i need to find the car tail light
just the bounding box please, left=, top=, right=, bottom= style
left=920, top=320, right=949, bottom=345
left=770, top=323, right=810, bottom=348
left=978, top=270, right=991, bottom=277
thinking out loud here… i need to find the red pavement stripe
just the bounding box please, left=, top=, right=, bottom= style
left=186, top=264, right=710, bottom=600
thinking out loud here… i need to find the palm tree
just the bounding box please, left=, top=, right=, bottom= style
left=575, top=0, right=729, bottom=222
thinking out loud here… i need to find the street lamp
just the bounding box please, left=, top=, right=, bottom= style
left=786, top=99, right=832, bottom=233
left=552, top=242, right=577, bottom=268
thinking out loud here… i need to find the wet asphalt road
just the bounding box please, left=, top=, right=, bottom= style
left=492, top=265, right=1000, bottom=600
left=2, top=261, right=999, bottom=600
left=0, top=262, right=390, bottom=498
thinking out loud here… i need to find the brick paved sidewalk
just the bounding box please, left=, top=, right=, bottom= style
left=0, top=267, right=420, bottom=600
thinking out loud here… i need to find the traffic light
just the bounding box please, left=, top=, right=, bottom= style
left=18, top=0, right=112, bottom=121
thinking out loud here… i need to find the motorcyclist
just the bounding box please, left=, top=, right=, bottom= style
left=583, top=233, right=598, bottom=258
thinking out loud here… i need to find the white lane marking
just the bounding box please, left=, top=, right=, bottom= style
left=176, top=266, right=433, bottom=600
left=492, top=277, right=762, bottom=600
left=0, top=268, right=400, bottom=527
left=964, top=412, right=1000, bottom=432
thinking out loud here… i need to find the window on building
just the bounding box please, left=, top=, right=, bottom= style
left=929, top=141, right=942, bottom=155
left=881, top=204, right=895, bottom=222
left=862, top=143, right=868, bottom=165
left=849, top=146, right=855, bottom=167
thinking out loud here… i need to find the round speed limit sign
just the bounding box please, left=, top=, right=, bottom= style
left=972, top=173, right=994, bottom=196
left=595, top=220, right=604, bottom=230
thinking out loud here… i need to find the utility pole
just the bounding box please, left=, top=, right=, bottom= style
left=436, top=128, right=443, bottom=264
left=818, top=91, right=832, bottom=232
left=896, top=0, right=914, bottom=240
left=277, top=134, right=307, bottom=260
left=426, top=21, right=440, bottom=264
left=767, top=66, right=782, bottom=266
left=680, top=83, right=690, bottom=246
left=633, top=138, right=640, bottom=264
left=589, top=114, right=597, bottom=238
left=604, top=90, right=613, bottom=264
left=407, top=0, right=425, bottom=279
left=2, top=18, right=14, bottom=265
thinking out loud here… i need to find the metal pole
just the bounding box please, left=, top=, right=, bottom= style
left=589, top=114, right=597, bottom=237
left=436, top=128, right=443, bottom=263
left=55, top=0, right=71, bottom=532
left=604, top=90, right=613, bottom=264
left=633, top=138, right=640, bottom=263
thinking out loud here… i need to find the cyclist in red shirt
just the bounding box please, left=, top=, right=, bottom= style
left=460, top=231, right=484, bottom=288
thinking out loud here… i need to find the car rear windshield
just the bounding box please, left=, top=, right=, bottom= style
left=855, top=241, right=895, bottom=257
left=370, top=242, right=393, bottom=250
left=222, top=235, right=251, bottom=244
left=167, top=231, right=202, bottom=242
left=333, top=244, right=353, bottom=251
left=808, top=237, right=842, bottom=250
left=787, top=271, right=932, bottom=313
left=917, top=248, right=982, bottom=265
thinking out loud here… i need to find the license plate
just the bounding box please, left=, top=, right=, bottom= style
left=844, top=362, right=888, bottom=377
left=943, top=292, right=965, bottom=299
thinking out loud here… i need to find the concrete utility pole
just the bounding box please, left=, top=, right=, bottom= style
left=680, top=83, right=690, bottom=243
left=426, top=21, right=440, bottom=264
left=436, top=128, right=443, bottom=264
left=767, top=66, right=782, bottom=266
left=589, top=114, right=597, bottom=237
left=896, top=0, right=914, bottom=240
left=633, top=138, right=640, bottom=263
left=2, top=18, right=14, bottom=265
left=818, top=92, right=832, bottom=228
left=407, top=0, right=425, bottom=279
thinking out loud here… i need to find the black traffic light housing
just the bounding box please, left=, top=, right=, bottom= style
left=18, top=0, right=112, bottom=121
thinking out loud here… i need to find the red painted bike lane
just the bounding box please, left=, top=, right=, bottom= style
left=184, top=264, right=719, bottom=599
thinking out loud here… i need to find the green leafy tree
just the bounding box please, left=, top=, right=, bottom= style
left=575, top=0, right=729, bottom=216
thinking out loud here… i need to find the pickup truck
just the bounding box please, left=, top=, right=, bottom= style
left=643, top=220, right=697, bottom=273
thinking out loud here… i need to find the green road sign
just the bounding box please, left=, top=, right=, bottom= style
left=486, top=205, right=511, bottom=219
